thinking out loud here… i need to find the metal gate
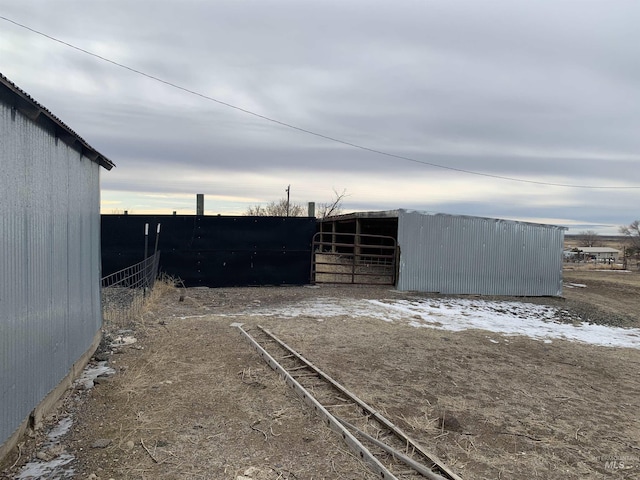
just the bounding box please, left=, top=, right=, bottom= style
left=311, top=231, right=398, bottom=285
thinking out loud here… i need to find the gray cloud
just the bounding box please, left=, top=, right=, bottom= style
left=3, top=0, right=640, bottom=233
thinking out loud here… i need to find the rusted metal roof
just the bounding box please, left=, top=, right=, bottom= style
left=0, top=72, right=115, bottom=170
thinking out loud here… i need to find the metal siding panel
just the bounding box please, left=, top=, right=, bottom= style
left=397, top=210, right=564, bottom=296
left=91, top=167, right=103, bottom=340
left=0, top=103, right=102, bottom=446
left=67, top=156, right=102, bottom=363
left=0, top=102, right=28, bottom=446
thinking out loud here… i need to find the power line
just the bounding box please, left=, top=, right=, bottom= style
left=2, top=14, right=640, bottom=190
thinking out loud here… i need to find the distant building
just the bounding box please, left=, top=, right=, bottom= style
left=0, top=73, right=114, bottom=459
left=576, top=247, right=620, bottom=262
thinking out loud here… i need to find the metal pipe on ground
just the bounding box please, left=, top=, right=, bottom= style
left=336, top=417, right=448, bottom=480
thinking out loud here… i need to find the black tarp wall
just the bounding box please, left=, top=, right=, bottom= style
left=101, top=215, right=316, bottom=287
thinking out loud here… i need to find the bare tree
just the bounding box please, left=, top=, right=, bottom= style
left=246, top=198, right=305, bottom=217
left=619, top=220, right=640, bottom=249
left=317, top=188, right=349, bottom=219
left=246, top=188, right=349, bottom=218
left=245, top=204, right=266, bottom=216
left=619, top=220, right=640, bottom=269
left=578, top=230, right=600, bottom=247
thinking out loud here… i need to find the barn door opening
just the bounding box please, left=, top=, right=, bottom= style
left=311, top=231, right=398, bottom=285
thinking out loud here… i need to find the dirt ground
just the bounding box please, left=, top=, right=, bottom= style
left=563, top=267, right=640, bottom=328
left=2, top=269, right=640, bottom=480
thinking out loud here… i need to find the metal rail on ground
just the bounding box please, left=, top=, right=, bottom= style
left=258, top=326, right=461, bottom=480
left=236, top=324, right=462, bottom=480
left=236, top=325, right=398, bottom=479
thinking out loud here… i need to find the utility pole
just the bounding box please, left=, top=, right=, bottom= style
left=286, top=185, right=290, bottom=217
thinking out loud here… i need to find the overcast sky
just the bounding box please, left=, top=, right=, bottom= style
left=2, top=1, right=640, bottom=233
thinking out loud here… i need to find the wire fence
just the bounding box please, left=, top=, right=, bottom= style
left=101, top=252, right=161, bottom=326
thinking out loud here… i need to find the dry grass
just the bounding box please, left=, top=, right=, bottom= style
left=102, top=274, right=182, bottom=328
left=101, top=287, right=145, bottom=327
left=564, top=262, right=628, bottom=271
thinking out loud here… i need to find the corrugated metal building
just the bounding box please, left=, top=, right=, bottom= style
left=316, top=209, right=566, bottom=296
left=0, top=73, right=114, bottom=457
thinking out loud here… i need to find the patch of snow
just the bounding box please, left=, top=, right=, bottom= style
left=369, top=298, right=640, bottom=349
left=110, top=335, right=137, bottom=347
left=14, top=353, right=125, bottom=479
left=47, top=417, right=73, bottom=443
left=177, top=314, right=210, bottom=320
left=14, top=454, right=74, bottom=479
left=15, top=417, right=75, bottom=479
left=222, top=297, right=395, bottom=322
left=75, top=361, right=115, bottom=390
left=219, top=297, right=640, bottom=350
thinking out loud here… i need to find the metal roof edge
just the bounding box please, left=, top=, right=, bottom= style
left=397, top=208, right=568, bottom=230
left=0, top=72, right=115, bottom=171
left=575, top=247, right=620, bottom=253
left=319, top=208, right=567, bottom=230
